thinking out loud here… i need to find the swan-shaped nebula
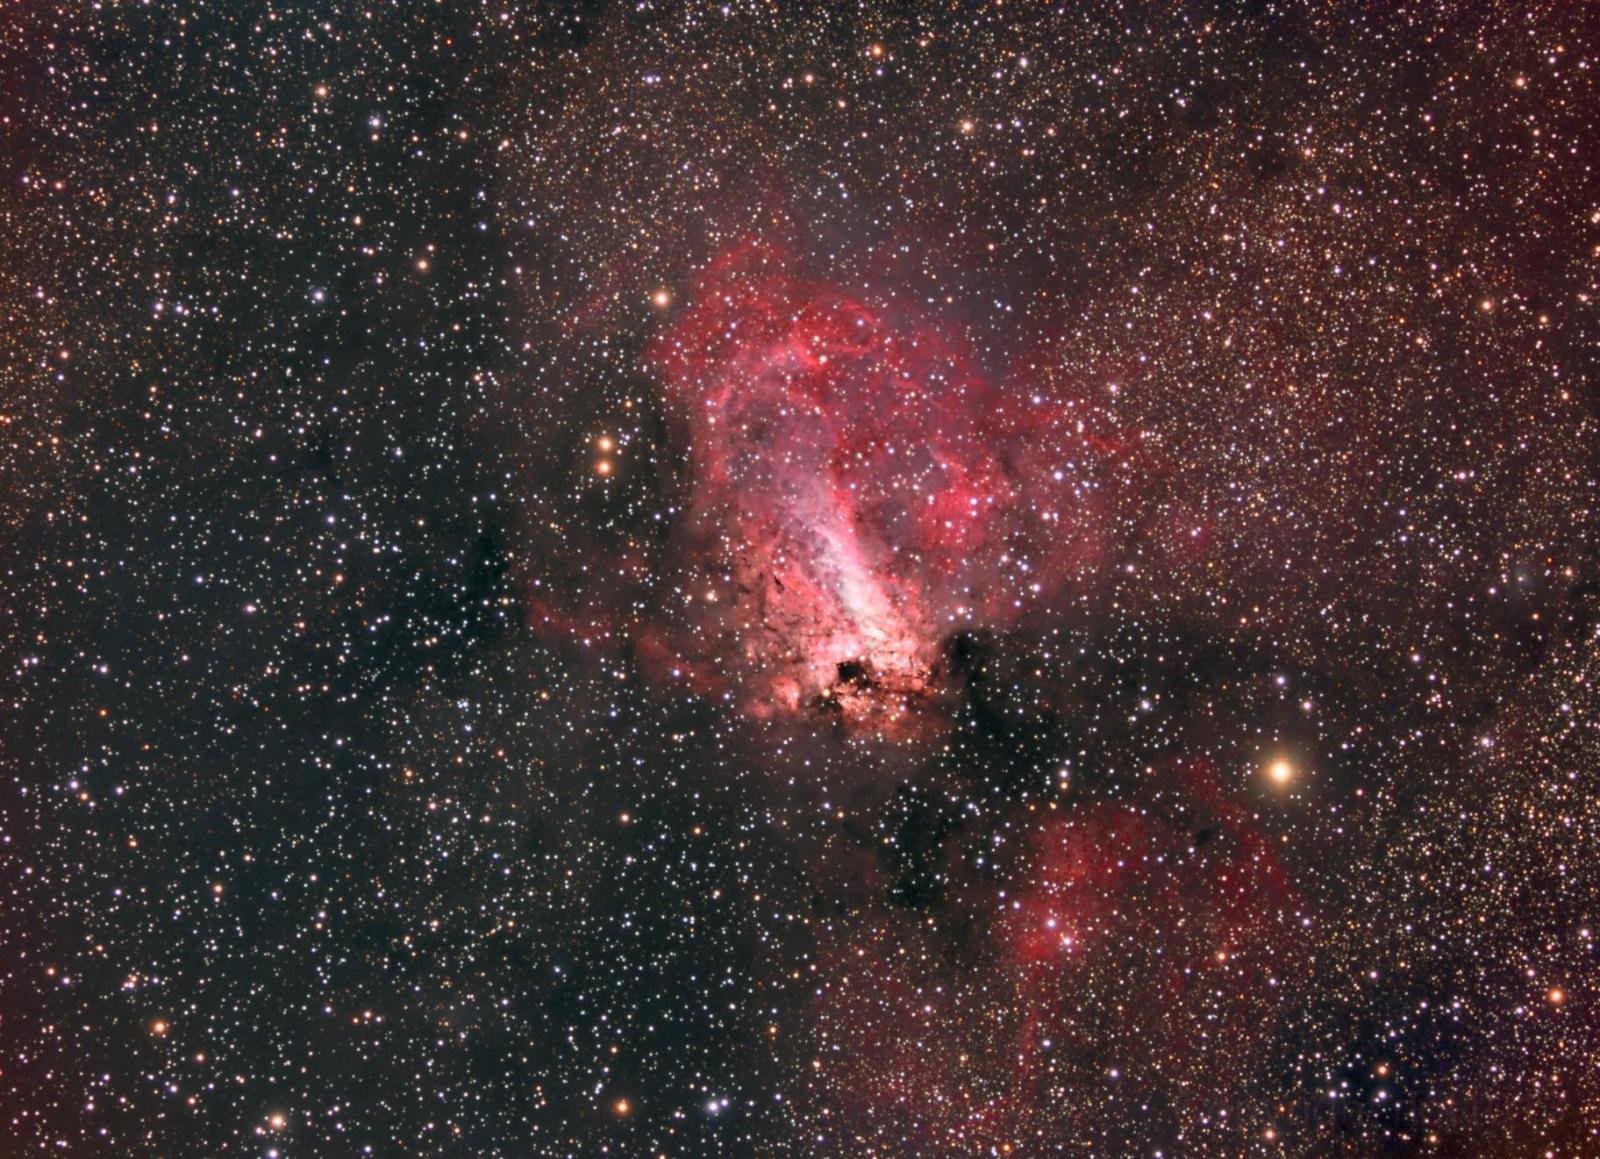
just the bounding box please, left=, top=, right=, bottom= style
left=648, top=243, right=1108, bottom=729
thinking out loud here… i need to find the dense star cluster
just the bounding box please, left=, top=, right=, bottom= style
left=2, top=2, right=1597, bottom=1156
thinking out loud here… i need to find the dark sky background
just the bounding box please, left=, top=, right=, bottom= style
left=2, top=2, right=1597, bottom=1155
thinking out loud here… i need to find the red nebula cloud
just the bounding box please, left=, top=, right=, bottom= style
left=645, top=242, right=1109, bottom=728
left=803, top=760, right=1307, bottom=1147
left=991, top=759, right=1302, bottom=1087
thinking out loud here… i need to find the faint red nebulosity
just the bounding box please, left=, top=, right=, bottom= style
left=804, top=759, right=1306, bottom=1145
left=998, top=758, right=1303, bottom=1121
left=645, top=241, right=1109, bottom=730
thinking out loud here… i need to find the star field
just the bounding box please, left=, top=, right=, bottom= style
left=1, top=3, right=1597, bottom=1156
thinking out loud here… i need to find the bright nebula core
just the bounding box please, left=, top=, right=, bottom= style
left=649, top=243, right=1104, bottom=726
